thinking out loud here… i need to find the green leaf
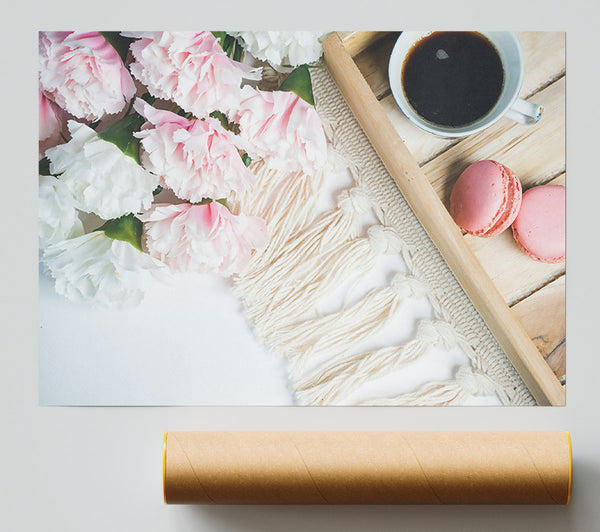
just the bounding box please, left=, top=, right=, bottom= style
left=39, top=157, right=51, bottom=176
left=241, top=153, right=252, bottom=167
left=196, top=198, right=212, bottom=205
left=97, top=113, right=145, bottom=163
left=141, top=92, right=156, bottom=105
left=152, top=185, right=163, bottom=196
left=192, top=198, right=229, bottom=209
left=96, top=214, right=143, bottom=251
left=232, top=42, right=243, bottom=62
left=211, top=31, right=228, bottom=48
left=223, top=35, right=235, bottom=56
left=211, top=32, right=243, bottom=61
left=209, top=110, right=230, bottom=130
left=278, top=64, right=315, bottom=106
left=101, top=32, right=133, bottom=64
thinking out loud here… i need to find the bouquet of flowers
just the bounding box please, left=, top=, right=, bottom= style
left=38, top=31, right=327, bottom=308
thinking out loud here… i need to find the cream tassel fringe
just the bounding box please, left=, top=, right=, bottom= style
left=229, top=73, right=515, bottom=405
left=236, top=186, right=373, bottom=307
left=294, top=319, right=460, bottom=405
left=233, top=159, right=508, bottom=406
left=357, top=364, right=510, bottom=406
left=231, top=160, right=326, bottom=283
left=244, top=226, right=408, bottom=340
left=276, top=272, right=429, bottom=370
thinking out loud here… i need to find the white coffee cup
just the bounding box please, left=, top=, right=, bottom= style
left=388, top=31, right=543, bottom=138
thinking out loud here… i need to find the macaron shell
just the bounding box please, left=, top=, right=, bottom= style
left=450, top=160, right=513, bottom=237
left=481, top=165, right=522, bottom=237
left=512, top=185, right=565, bottom=263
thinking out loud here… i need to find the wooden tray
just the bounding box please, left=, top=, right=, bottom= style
left=322, top=31, right=565, bottom=406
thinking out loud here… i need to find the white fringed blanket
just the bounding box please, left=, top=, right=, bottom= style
left=232, top=66, right=535, bottom=406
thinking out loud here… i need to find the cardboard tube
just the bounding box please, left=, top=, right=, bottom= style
left=163, top=431, right=572, bottom=505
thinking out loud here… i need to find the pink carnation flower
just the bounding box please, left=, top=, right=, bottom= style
left=39, top=91, right=63, bottom=142
left=139, top=202, right=268, bottom=275
left=39, top=32, right=136, bottom=122
left=128, top=32, right=261, bottom=118
left=233, top=87, right=327, bottom=175
left=134, top=99, right=254, bottom=201
left=39, top=91, right=64, bottom=158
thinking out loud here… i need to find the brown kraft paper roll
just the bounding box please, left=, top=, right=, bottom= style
left=163, top=431, right=572, bottom=505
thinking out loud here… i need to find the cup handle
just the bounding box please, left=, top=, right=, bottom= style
left=504, top=98, right=544, bottom=125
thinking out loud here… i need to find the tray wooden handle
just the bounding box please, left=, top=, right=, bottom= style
left=322, top=32, right=565, bottom=406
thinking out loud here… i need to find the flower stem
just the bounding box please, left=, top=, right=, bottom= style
left=125, top=98, right=135, bottom=116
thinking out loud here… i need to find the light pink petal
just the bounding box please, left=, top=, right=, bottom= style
left=39, top=31, right=135, bottom=121
left=235, top=88, right=327, bottom=175
left=39, top=91, right=63, bottom=142
left=141, top=202, right=268, bottom=275
left=135, top=102, right=255, bottom=201
left=128, top=31, right=261, bottom=118
left=133, top=98, right=193, bottom=129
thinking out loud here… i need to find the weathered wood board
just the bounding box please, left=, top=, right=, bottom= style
left=512, top=275, right=566, bottom=384
left=345, top=31, right=566, bottom=384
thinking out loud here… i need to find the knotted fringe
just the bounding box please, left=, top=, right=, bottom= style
left=229, top=66, right=534, bottom=406
left=232, top=160, right=326, bottom=272
left=276, top=272, right=429, bottom=369
left=236, top=186, right=373, bottom=307
left=244, top=226, right=408, bottom=340
left=294, top=319, right=461, bottom=405
left=357, top=365, right=510, bottom=406
left=235, top=159, right=508, bottom=405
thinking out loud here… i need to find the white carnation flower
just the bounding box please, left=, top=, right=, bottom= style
left=42, top=231, right=164, bottom=308
left=231, top=31, right=326, bottom=70
left=39, top=175, right=84, bottom=249
left=46, top=120, right=159, bottom=220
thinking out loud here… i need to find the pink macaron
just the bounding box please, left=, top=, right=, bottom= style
left=450, top=160, right=522, bottom=237
left=512, top=185, right=565, bottom=263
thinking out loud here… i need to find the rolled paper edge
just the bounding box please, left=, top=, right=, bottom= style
left=567, top=431, right=573, bottom=505
left=163, top=431, right=572, bottom=505
left=163, top=431, right=168, bottom=505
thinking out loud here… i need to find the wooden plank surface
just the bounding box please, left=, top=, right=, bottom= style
left=511, top=275, right=566, bottom=383
left=342, top=31, right=566, bottom=386
left=324, top=32, right=565, bottom=405
left=352, top=32, right=400, bottom=98
left=339, top=31, right=390, bottom=57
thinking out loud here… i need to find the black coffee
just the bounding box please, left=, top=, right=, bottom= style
left=401, top=32, right=504, bottom=128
